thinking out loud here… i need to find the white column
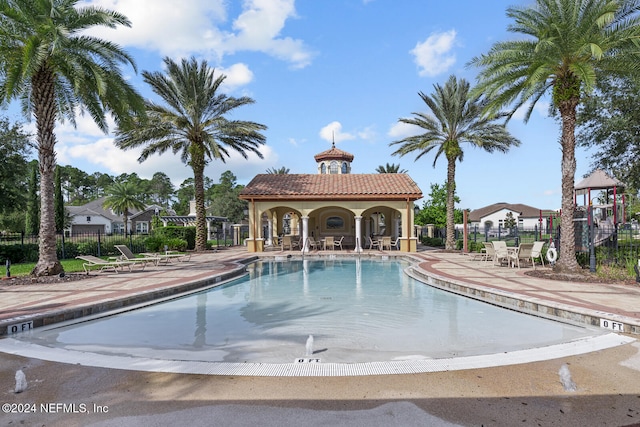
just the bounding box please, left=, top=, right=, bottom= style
left=267, top=213, right=274, bottom=246
left=354, top=215, right=363, bottom=253
left=302, top=216, right=309, bottom=252
left=394, top=216, right=400, bottom=238
left=365, top=216, right=371, bottom=240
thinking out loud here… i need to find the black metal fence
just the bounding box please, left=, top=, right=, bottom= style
left=0, top=228, right=248, bottom=263
left=421, top=219, right=640, bottom=270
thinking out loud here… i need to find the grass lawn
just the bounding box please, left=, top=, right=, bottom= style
left=1, top=259, right=88, bottom=277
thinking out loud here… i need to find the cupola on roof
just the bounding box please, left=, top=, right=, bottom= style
left=313, top=142, right=354, bottom=162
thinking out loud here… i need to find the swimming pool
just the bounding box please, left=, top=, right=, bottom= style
left=10, top=258, right=606, bottom=366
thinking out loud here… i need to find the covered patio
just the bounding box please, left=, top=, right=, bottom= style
left=239, top=174, right=423, bottom=252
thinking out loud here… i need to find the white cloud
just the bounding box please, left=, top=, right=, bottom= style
left=218, top=63, right=254, bottom=92
left=319, top=121, right=355, bottom=143
left=357, top=126, right=377, bottom=141
left=410, top=30, right=457, bottom=77
left=58, top=135, right=274, bottom=186
left=227, top=0, right=314, bottom=69
left=85, top=0, right=313, bottom=69
left=387, top=121, right=420, bottom=139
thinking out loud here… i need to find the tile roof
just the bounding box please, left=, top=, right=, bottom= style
left=239, top=174, right=422, bottom=201
left=468, top=202, right=551, bottom=221
left=313, top=144, right=355, bottom=162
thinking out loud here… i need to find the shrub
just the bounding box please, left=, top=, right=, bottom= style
left=59, top=241, right=80, bottom=259
left=152, top=226, right=195, bottom=250
left=144, top=234, right=166, bottom=252
left=0, top=244, right=38, bottom=263
left=422, top=236, right=444, bottom=247
left=165, top=238, right=188, bottom=251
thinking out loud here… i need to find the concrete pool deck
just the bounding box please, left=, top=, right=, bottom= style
left=2, top=246, right=640, bottom=425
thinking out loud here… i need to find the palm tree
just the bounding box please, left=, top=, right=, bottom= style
left=0, top=0, right=144, bottom=276
left=102, top=182, right=146, bottom=236
left=390, top=75, right=520, bottom=250
left=375, top=163, right=407, bottom=173
left=115, top=56, right=267, bottom=251
left=469, top=0, right=640, bottom=272
left=266, top=166, right=290, bottom=174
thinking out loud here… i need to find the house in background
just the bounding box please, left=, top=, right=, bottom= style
left=66, top=197, right=166, bottom=235
left=468, top=202, right=556, bottom=233
left=158, top=200, right=228, bottom=240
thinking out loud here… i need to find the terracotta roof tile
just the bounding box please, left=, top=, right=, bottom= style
left=313, top=145, right=354, bottom=162
left=240, top=174, right=422, bottom=201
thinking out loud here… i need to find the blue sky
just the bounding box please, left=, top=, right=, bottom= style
left=7, top=0, right=597, bottom=210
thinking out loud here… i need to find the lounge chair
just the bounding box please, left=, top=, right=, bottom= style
left=334, top=236, right=344, bottom=250
left=475, top=241, right=493, bottom=262
left=531, top=241, right=545, bottom=267
left=508, top=242, right=535, bottom=269
left=76, top=255, right=132, bottom=274
left=142, top=251, right=191, bottom=263
left=114, top=245, right=160, bottom=266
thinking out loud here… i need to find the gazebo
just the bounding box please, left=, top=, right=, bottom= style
left=575, top=169, right=625, bottom=224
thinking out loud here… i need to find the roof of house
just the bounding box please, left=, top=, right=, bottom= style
left=468, top=202, right=549, bottom=222
left=66, top=197, right=121, bottom=221
left=67, top=197, right=163, bottom=221
left=239, top=173, right=423, bottom=201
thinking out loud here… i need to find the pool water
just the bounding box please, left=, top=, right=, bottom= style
left=17, top=258, right=603, bottom=363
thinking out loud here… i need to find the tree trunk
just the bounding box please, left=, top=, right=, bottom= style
left=557, top=99, right=581, bottom=272
left=31, top=66, right=63, bottom=277
left=191, top=147, right=208, bottom=252
left=123, top=209, right=129, bottom=236
left=445, top=158, right=456, bottom=250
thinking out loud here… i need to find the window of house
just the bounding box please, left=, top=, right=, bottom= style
left=136, top=222, right=149, bottom=234
left=326, top=216, right=344, bottom=230
left=329, top=161, right=339, bottom=174
left=341, top=162, right=347, bottom=174
left=86, top=216, right=91, bottom=222
left=321, top=163, right=326, bottom=174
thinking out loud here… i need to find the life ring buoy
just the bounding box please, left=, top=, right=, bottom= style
left=546, top=248, right=558, bottom=263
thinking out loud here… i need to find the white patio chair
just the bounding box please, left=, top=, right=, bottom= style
left=508, top=243, right=535, bottom=269
left=390, top=237, right=400, bottom=250
left=333, top=236, right=344, bottom=250
left=324, top=236, right=334, bottom=250
left=531, top=241, right=545, bottom=267
left=491, top=241, right=509, bottom=266
left=379, top=236, right=392, bottom=251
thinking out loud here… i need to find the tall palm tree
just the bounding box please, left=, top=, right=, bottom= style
left=102, top=182, right=146, bottom=236
left=470, top=0, right=640, bottom=272
left=375, top=163, right=407, bottom=173
left=390, top=75, right=520, bottom=250
left=0, top=0, right=144, bottom=276
left=115, top=56, right=267, bottom=251
left=266, top=166, right=290, bottom=174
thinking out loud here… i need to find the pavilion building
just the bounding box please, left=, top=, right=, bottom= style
left=239, top=143, right=423, bottom=252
